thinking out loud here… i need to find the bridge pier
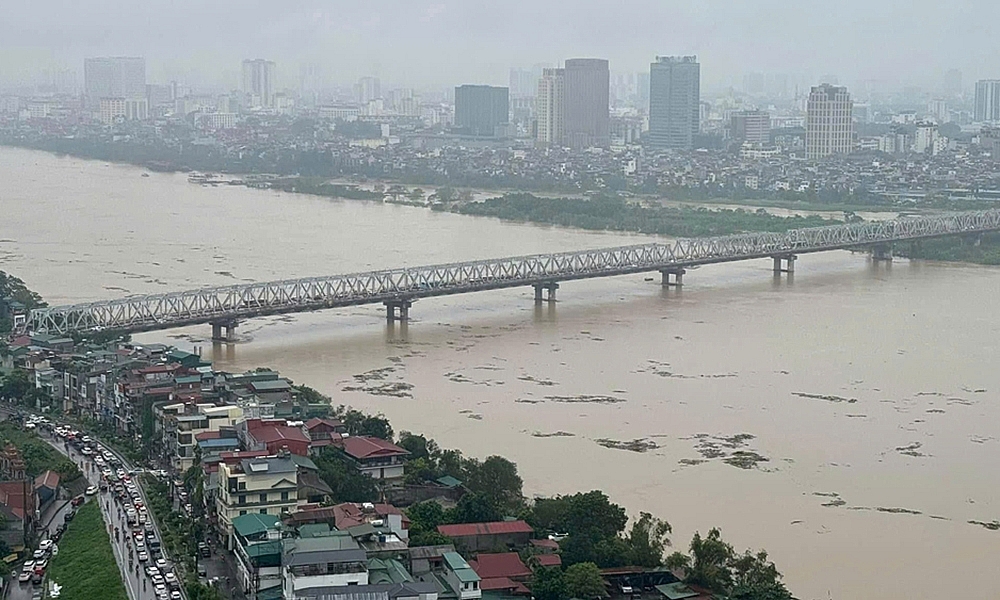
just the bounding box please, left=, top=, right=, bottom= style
left=772, top=254, right=796, bottom=275
left=384, top=299, right=413, bottom=322
left=660, top=268, right=685, bottom=287
left=872, top=244, right=894, bottom=262
left=210, top=319, right=239, bottom=343
left=533, top=282, right=559, bottom=303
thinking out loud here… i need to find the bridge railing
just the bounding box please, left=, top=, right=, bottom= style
left=24, top=209, right=1000, bottom=335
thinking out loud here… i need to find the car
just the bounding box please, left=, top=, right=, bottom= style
left=85, top=485, right=98, bottom=496
left=31, top=572, right=42, bottom=585
left=22, top=561, right=34, bottom=573
left=170, top=591, right=181, bottom=600
left=63, top=510, right=75, bottom=522
left=196, top=564, right=206, bottom=577
left=18, top=571, right=31, bottom=583
left=71, top=496, right=85, bottom=507
left=155, top=558, right=167, bottom=570
left=164, top=572, right=178, bottom=586
left=33, top=559, right=47, bottom=572
left=38, top=539, right=52, bottom=552
left=145, top=565, right=159, bottom=577
left=133, top=530, right=144, bottom=541
left=152, top=574, right=164, bottom=586
left=136, top=541, right=146, bottom=552
left=137, top=551, right=148, bottom=562
left=32, top=549, right=44, bottom=560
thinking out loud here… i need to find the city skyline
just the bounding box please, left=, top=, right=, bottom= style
left=2, top=0, right=999, bottom=94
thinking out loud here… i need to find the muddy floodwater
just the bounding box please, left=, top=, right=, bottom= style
left=3, top=147, right=1000, bottom=600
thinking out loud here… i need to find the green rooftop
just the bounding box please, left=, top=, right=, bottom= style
left=232, top=513, right=280, bottom=538
left=443, top=552, right=480, bottom=583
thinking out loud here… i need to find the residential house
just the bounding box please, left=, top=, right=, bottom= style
left=467, top=553, right=531, bottom=597
left=33, top=470, right=60, bottom=509
left=436, top=521, right=533, bottom=553
left=233, top=512, right=284, bottom=600
left=0, top=480, right=36, bottom=549
left=240, top=419, right=311, bottom=456
left=282, top=535, right=369, bottom=599
left=305, top=418, right=346, bottom=455
left=218, top=455, right=301, bottom=549
left=332, top=502, right=410, bottom=541
left=441, top=552, right=482, bottom=600
left=340, top=436, right=409, bottom=481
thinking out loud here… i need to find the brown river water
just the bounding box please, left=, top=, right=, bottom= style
left=2, top=147, right=999, bottom=599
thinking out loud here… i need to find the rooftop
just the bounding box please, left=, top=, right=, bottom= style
left=233, top=512, right=281, bottom=538
left=443, top=552, right=481, bottom=583
left=437, top=520, right=533, bottom=538
left=469, top=553, right=531, bottom=581
left=342, top=436, right=409, bottom=460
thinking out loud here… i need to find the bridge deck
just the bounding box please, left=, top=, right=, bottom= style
left=25, top=209, right=1000, bottom=335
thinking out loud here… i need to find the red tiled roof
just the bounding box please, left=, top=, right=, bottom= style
left=533, top=554, right=562, bottom=567
left=529, top=538, right=560, bottom=551
left=342, top=436, right=409, bottom=460
left=469, top=552, right=531, bottom=580
left=0, top=481, right=34, bottom=520
left=437, top=520, right=533, bottom=538
left=332, top=502, right=410, bottom=530
left=195, top=430, right=222, bottom=441
left=249, top=425, right=310, bottom=446
left=479, top=577, right=519, bottom=591
left=306, top=418, right=344, bottom=431
left=34, top=470, right=60, bottom=490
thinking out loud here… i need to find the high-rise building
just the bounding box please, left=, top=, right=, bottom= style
left=84, top=57, right=146, bottom=109
left=454, top=85, right=509, bottom=137
left=563, top=58, right=610, bottom=149
left=536, top=68, right=565, bottom=145
left=647, top=56, right=700, bottom=150
left=974, top=80, right=1000, bottom=122
left=805, top=84, right=853, bottom=159
left=355, top=77, right=381, bottom=104
left=509, top=68, right=538, bottom=99
left=241, top=59, right=276, bottom=108
left=730, top=110, right=771, bottom=145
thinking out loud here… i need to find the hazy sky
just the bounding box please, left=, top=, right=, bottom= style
left=2, top=0, right=997, bottom=92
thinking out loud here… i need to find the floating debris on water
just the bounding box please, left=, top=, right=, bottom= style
left=895, top=441, right=926, bottom=457
left=678, top=458, right=706, bottom=466
left=352, top=367, right=396, bottom=383
left=532, top=431, right=575, bottom=438
left=342, top=381, right=414, bottom=398
left=926, top=409, right=946, bottom=414
left=518, top=375, right=558, bottom=386
left=514, top=398, right=544, bottom=404
left=594, top=438, right=659, bottom=453
left=723, top=451, right=769, bottom=469
left=814, top=492, right=847, bottom=507
left=678, top=433, right=769, bottom=470
left=466, top=413, right=483, bottom=420
left=961, top=386, right=988, bottom=393
left=545, top=394, right=626, bottom=404
left=969, top=520, right=1000, bottom=531
left=792, top=392, right=858, bottom=403
left=876, top=507, right=923, bottom=515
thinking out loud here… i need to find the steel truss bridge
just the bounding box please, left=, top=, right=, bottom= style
left=23, top=209, right=1000, bottom=338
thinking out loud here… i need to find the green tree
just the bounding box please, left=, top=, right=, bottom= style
left=436, top=187, right=456, bottom=203
left=406, top=501, right=446, bottom=535
left=316, top=447, right=379, bottom=503
left=729, top=550, right=792, bottom=600
left=627, top=512, right=672, bottom=567
left=683, top=528, right=735, bottom=594
left=1, top=369, right=32, bottom=402
left=563, top=562, right=607, bottom=599
left=464, top=455, right=523, bottom=513
left=447, top=492, right=501, bottom=524
left=409, top=530, right=452, bottom=547
left=408, top=188, right=425, bottom=203
left=531, top=565, right=568, bottom=600
left=404, top=457, right=439, bottom=484
left=398, top=432, right=438, bottom=461
left=339, top=409, right=394, bottom=440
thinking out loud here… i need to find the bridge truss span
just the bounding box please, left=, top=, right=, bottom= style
left=25, top=209, right=1000, bottom=336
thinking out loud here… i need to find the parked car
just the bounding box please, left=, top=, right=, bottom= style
left=71, top=496, right=85, bottom=507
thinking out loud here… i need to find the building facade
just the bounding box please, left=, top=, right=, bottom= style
left=454, top=85, right=509, bottom=137
left=975, top=80, right=1000, bottom=123
left=536, top=68, right=565, bottom=145
left=647, top=56, right=700, bottom=150
left=84, top=57, right=146, bottom=109
left=242, top=59, right=276, bottom=108
left=563, top=58, right=610, bottom=149
left=805, top=84, right=853, bottom=159
left=730, top=110, right=771, bottom=146
left=217, top=456, right=300, bottom=547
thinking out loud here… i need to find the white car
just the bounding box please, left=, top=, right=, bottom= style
left=38, top=540, right=52, bottom=552
left=84, top=485, right=98, bottom=496
left=137, top=551, right=148, bottom=562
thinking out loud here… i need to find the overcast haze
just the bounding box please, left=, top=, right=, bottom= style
left=2, top=0, right=998, bottom=92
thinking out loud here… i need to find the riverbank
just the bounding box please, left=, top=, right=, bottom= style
left=45, top=501, right=128, bottom=600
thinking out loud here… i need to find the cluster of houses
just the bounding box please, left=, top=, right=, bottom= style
left=0, top=441, right=62, bottom=554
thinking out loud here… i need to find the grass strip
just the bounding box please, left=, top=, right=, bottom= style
left=46, top=500, right=128, bottom=600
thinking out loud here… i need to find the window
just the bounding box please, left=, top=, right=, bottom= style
left=238, top=481, right=246, bottom=490
left=239, top=510, right=247, bottom=516
left=260, top=509, right=268, bottom=515
left=280, top=491, right=289, bottom=502
left=238, top=495, right=246, bottom=505
left=259, top=493, right=267, bottom=503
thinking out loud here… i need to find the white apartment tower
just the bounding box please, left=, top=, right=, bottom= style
left=974, top=80, right=1000, bottom=123
left=536, top=68, right=565, bottom=145
left=242, top=59, right=276, bottom=108
left=805, top=84, right=853, bottom=159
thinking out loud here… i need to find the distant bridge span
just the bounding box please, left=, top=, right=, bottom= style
left=23, top=210, right=1000, bottom=339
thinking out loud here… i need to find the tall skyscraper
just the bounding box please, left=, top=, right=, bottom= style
left=84, top=57, right=146, bottom=109
left=647, top=56, right=700, bottom=150
left=975, top=80, right=1000, bottom=122
left=355, top=76, right=381, bottom=104
left=241, top=59, right=276, bottom=108
left=730, top=110, right=771, bottom=145
left=454, top=85, right=509, bottom=137
left=563, top=58, right=610, bottom=149
left=805, top=84, right=853, bottom=159
left=536, top=68, right=565, bottom=146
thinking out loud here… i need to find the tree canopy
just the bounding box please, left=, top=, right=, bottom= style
left=667, top=528, right=792, bottom=600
